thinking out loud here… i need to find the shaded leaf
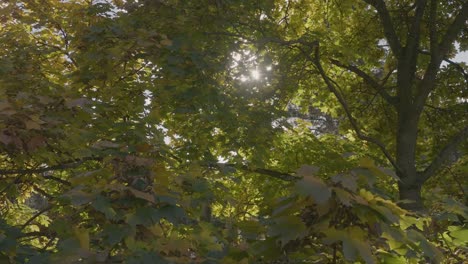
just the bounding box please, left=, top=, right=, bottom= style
left=91, top=195, right=117, bottom=220
left=128, top=188, right=156, bottom=204
left=295, top=175, right=331, bottom=204
left=268, top=215, right=307, bottom=246
left=334, top=188, right=353, bottom=206
left=331, top=174, right=357, bottom=192
left=296, top=165, right=320, bottom=177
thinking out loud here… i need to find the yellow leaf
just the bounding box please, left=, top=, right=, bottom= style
left=24, top=120, right=41, bottom=130
left=359, top=157, right=375, bottom=169
left=73, top=227, right=90, bottom=250
left=148, top=224, right=164, bottom=237
left=136, top=143, right=152, bottom=152
left=160, top=38, right=173, bottom=46
left=0, top=101, right=12, bottom=111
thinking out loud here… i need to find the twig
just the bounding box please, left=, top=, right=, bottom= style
left=208, top=162, right=300, bottom=182
left=419, top=126, right=468, bottom=183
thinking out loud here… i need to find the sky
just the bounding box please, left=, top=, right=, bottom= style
left=453, top=50, right=468, bottom=63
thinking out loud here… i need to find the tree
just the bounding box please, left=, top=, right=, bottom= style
left=222, top=0, right=468, bottom=212
left=0, top=0, right=466, bottom=263
left=316, top=0, right=468, bottom=212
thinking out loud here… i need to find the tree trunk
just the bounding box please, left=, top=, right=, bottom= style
left=395, top=107, right=425, bottom=212
left=398, top=181, right=425, bottom=212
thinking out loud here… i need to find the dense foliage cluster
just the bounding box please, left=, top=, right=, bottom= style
left=0, top=0, right=466, bottom=263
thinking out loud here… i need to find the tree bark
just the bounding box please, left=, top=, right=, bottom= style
left=398, top=181, right=425, bottom=212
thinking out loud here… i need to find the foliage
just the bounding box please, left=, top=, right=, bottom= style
left=0, top=0, right=467, bottom=263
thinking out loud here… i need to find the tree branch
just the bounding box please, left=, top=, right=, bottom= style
left=209, top=163, right=300, bottom=182
left=20, top=231, right=53, bottom=238
left=362, top=0, right=401, bottom=55
left=251, top=167, right=301, bottom=181
left=0, top=157, right=100, bottom=176
left=302, top=45, right=400, bottom=174
left=419, top=126, right=468, bottom=184
left=419, top=49, right=468, bottom=83
left=330, top=59, right=397, bottom=106
left=33, top=184, right=54, bottom=199
left=403, top=0, right=427, bottom=85
left=43, top=175, right=71, bottom=186
left=21, top=205, right=52, bottom=230
left=205, top=31, right=319, bottom=49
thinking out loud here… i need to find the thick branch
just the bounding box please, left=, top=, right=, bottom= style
left=406, top=0, right=427, bottom=53
left=419, top=126, right=468, bottom=184
left=415, top=1, right=468, bottom=113
left=403, top=0, right=427, bottom=84
left=330, top=59, right=397, bottom=106
left=362, top=0, right=401, bottom=55
left=302, top=45, right=400, bottom=173
left=429, top=0, right=438, bottom=57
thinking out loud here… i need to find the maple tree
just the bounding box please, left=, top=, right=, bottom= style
left=0, top=0, right=467, bottom=263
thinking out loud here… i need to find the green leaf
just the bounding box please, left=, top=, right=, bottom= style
left=449, top=227, right=468, bottom=243
left=407, top=229, right=443, bottom=262
left=250, top=237, right=282, bottom=260
left=378, top=252, right=406, bottom=264
left=238, top=220, right=265, bottom=240
left=323, top=227, right=376, bottom=263
left=157, top=204, right=187, bottom=224
left=125, top=207, right=160, bottom=227
left=102, top=225, right=132, bottom=246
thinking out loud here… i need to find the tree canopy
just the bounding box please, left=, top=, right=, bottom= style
left=0, top=0, right=467, bottom=263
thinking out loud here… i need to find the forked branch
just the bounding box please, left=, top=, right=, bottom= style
left=301, top=45, right=400, bottom=174
left=415, top=1, right=468, bottom=113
